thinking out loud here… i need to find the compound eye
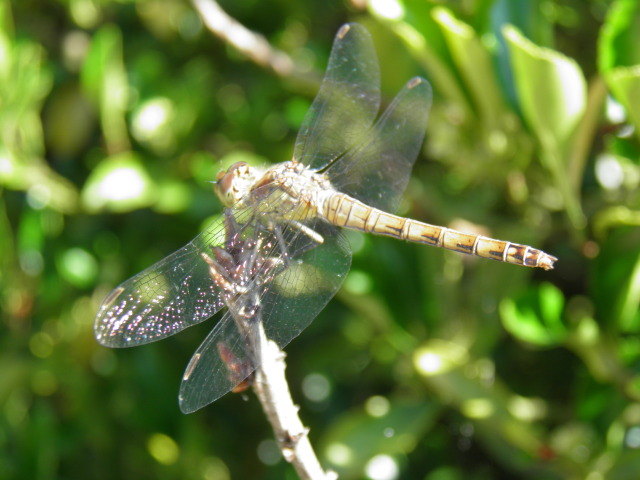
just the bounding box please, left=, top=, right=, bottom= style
left=214, top=171, right=236, bottom=206
left=231, top=162, right=248, bottom=172
left=219, top=171, right=234, bottom=194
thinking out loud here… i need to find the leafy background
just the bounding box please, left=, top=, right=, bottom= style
left=2, top=0, right=640, bottom=479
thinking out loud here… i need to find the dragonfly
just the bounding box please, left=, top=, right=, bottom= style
left=95, top=23, right=557, bottom=413
left=188, top=209, right=285, bottom=401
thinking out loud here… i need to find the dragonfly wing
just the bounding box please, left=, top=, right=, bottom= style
left=179, top=310, right=257, bottom=413
left=94, top=215, right=231, bottom=347
left=178, top=216, right=351, bottom=413
left=294, top=23, right=380, bottom=170
left=260, top=218, right=351, bottom=349
left=326, top=77, right=432, bottom=212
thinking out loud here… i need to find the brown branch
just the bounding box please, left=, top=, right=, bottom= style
left=207, top=210, right=336, bottom=479
left=252, top=325, right=338, bottom=480
left=191, top=0, right=298, bottom=78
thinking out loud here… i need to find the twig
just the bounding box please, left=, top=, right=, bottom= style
left=211, top=210, right=336, bottom=479
left=191, top=0, right=301, bottom=79
left=252, top=323, right=338, bottom=480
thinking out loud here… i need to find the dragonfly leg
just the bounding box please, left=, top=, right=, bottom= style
left=270, top=221, right=325, bottom=263
left=289, top=220, right=324, bottom=245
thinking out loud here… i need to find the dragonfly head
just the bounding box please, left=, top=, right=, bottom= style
left=215, top=162, right=261, bottom=207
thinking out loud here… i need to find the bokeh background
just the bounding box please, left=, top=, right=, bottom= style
left=2, top=0, right=640, bottom=478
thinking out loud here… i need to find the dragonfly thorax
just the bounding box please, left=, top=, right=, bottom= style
left=217, top=160, right=335, bottom=224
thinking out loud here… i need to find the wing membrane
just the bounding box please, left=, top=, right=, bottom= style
left=294, top=23, right=380, bottom=170
left=179, top=310, right=256, bottom=413
left=178, top=208, right=351, bottom=412
left=326, top=77, right=432, bottom=212
left=94, top=197, right=278, bottom=348
left=94, top=218, right=229, bottom=347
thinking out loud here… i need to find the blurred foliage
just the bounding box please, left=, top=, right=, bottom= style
left=1, top=0, right=640, bottom=479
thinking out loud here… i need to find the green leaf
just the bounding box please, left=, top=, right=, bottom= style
left=593, top=205, right=640, bottom=239
left=503, top=25, right=586, bottom=154
left=369, top=1, right=472, bottom=115
left=500, top=282, right=566, bottom=347
left=131, top=97, right=177, bottom=154
left=81, top=24, right=130, bottom=153
left=56, top=247, right=99, bottom=288
left=433, top=7, right=508, bottom=126
left=503, top=24, right=586, bottom=228
left=153, top=181, right=192, bottom=215
left=81, top=152, right=156, bottom=213
left=413, top=340, right=556, bottom=473
left=605, top=67, right=640, bottom=142
left=598, top=0, right=640, bottom=72
left=592, top=229, right=640, bottom=333
left=599, top=0, right=640, bottom=141
left=489, top=0, right=555, bottom=114
left=490, top=0, right=555, bottom=48
left=0, top=24, right=79, bottom=213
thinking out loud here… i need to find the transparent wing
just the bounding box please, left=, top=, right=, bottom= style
left=94, top=217, right=231, bottom=347
left=260, top=218, right=351, bottom=348
left=178, top=215, right=351, bottom=413
left=94, top=202, right=267, bottom=348
left=326, top=77, right=432, bottom=212
left=294, top=23, right=380, bottom=171
left=179, top=310, right=256, bottom=413
left=94, top=185, right=290, bottom=348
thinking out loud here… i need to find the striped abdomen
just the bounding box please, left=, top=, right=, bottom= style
left=322, top=192, right=556, bottom=270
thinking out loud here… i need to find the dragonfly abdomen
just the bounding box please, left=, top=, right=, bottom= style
left=323, top=192, right=556, bottom=270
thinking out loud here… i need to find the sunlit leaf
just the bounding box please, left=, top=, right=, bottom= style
left=433, top=7, right=508, bottom=126
left=370, top=1, right=471, bottom=113
left=599, top=1, right=640, bottom=140
left=56, top=247, right=99, bottom=288
left=500, top=282, right=566, bottom=347
left=413, top=339, right=469, bottom=376
left=0, top=21, right=79, bottom=213
left=503, top=25, right=586, bottom=155
left=598, top=0, right=640, bottom=72
left=81, top=24, right=130, bottom=153
left=82, top=152, right=156, bottom=212
left=131, top=97, right=177, bottom=154
left=592, top=229, right=640, bottom=333
left=503, top=24, right=586, bottom=228
left=605, top=67, right=640, bottom=142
